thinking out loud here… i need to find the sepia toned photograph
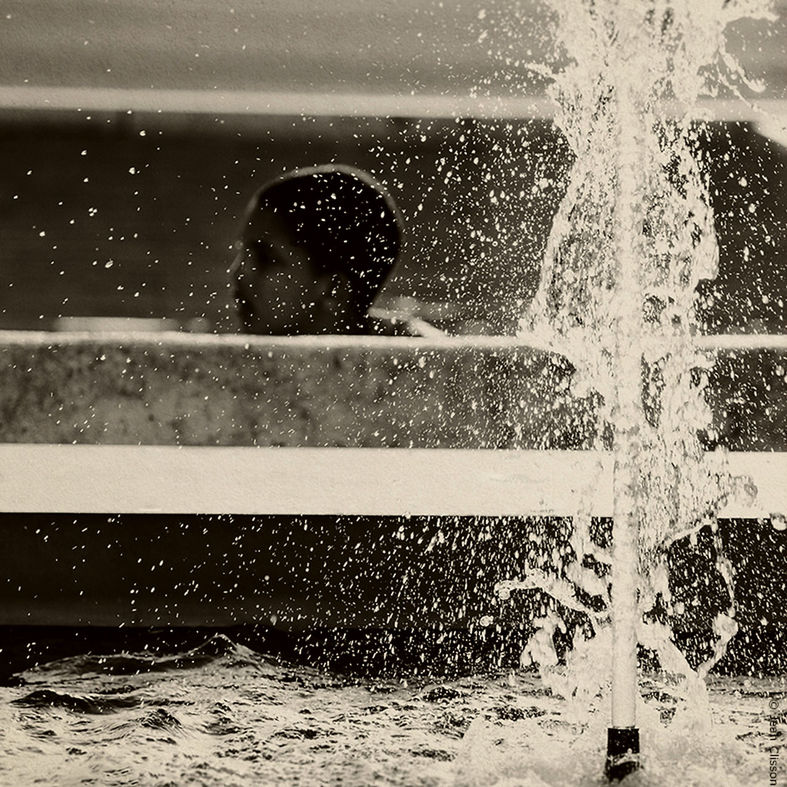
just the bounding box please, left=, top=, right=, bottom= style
left=0, top=1, right=785, bottom=784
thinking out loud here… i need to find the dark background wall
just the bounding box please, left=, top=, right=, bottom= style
left=0, top=113, right=784, bottom=333
left=0, top=112, right=565, bottom=332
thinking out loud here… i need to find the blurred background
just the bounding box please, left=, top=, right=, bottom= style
left=0, top=0, right=785, bottom=334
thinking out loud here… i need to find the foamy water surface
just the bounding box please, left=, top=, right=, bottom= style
left=0, top=635, right=783, bottom=786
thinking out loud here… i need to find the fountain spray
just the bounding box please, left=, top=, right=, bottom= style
left=500, top=0, right=777, bottom=780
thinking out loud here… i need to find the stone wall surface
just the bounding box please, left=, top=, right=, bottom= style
left=2, top=332, right=786, bottom=449
left=0, top=332, right=599, bottom=449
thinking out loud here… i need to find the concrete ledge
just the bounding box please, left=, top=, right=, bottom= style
left=2, top=331, right=786, bottom=449
left=0, top=332, right=597, bottom=449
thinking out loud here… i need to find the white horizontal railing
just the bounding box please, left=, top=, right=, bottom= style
left=0, top=86, right=784, bottom=126
left=0, top=445, right=784, bottom=518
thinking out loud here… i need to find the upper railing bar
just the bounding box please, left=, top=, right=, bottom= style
left=0, top=87, right=784, bottom=124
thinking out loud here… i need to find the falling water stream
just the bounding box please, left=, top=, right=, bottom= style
left=501, top=0, right=774, bottom=723
left=493, top=0, right=784, bottom=780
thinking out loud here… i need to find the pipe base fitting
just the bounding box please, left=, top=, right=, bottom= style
left=605, top=726, right=640, bottom=781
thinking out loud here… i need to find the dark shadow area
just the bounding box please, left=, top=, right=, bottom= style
left=1, top=116, right=783, bottom=334
left=1, top=513, right=783, bottom=681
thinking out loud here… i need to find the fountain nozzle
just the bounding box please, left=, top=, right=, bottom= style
left=605, top=726, right=640, bottom=781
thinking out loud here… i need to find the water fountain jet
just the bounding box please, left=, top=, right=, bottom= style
left=494, top=0, right=782, bottom=778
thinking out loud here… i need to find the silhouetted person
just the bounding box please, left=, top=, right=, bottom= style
left=231, top=165, right=402, bottom=334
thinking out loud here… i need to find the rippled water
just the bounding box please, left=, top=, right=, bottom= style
left=1, top=635, right=783, bottom=786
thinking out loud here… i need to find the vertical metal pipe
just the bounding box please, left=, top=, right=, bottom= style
left=606, top=84, right=642, bottom=779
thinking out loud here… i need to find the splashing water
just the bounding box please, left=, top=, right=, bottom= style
left=0, top=635, right=780, bottom=786
left=494, top=0, right=777, bottom=728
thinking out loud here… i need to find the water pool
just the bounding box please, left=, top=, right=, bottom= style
left=1, top=635, right=783, bottom=785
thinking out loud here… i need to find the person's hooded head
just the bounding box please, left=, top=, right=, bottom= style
left=232, top=164, right=402, bottom=334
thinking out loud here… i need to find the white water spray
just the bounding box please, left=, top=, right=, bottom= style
left=485, top=0, right=777, bottom=773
